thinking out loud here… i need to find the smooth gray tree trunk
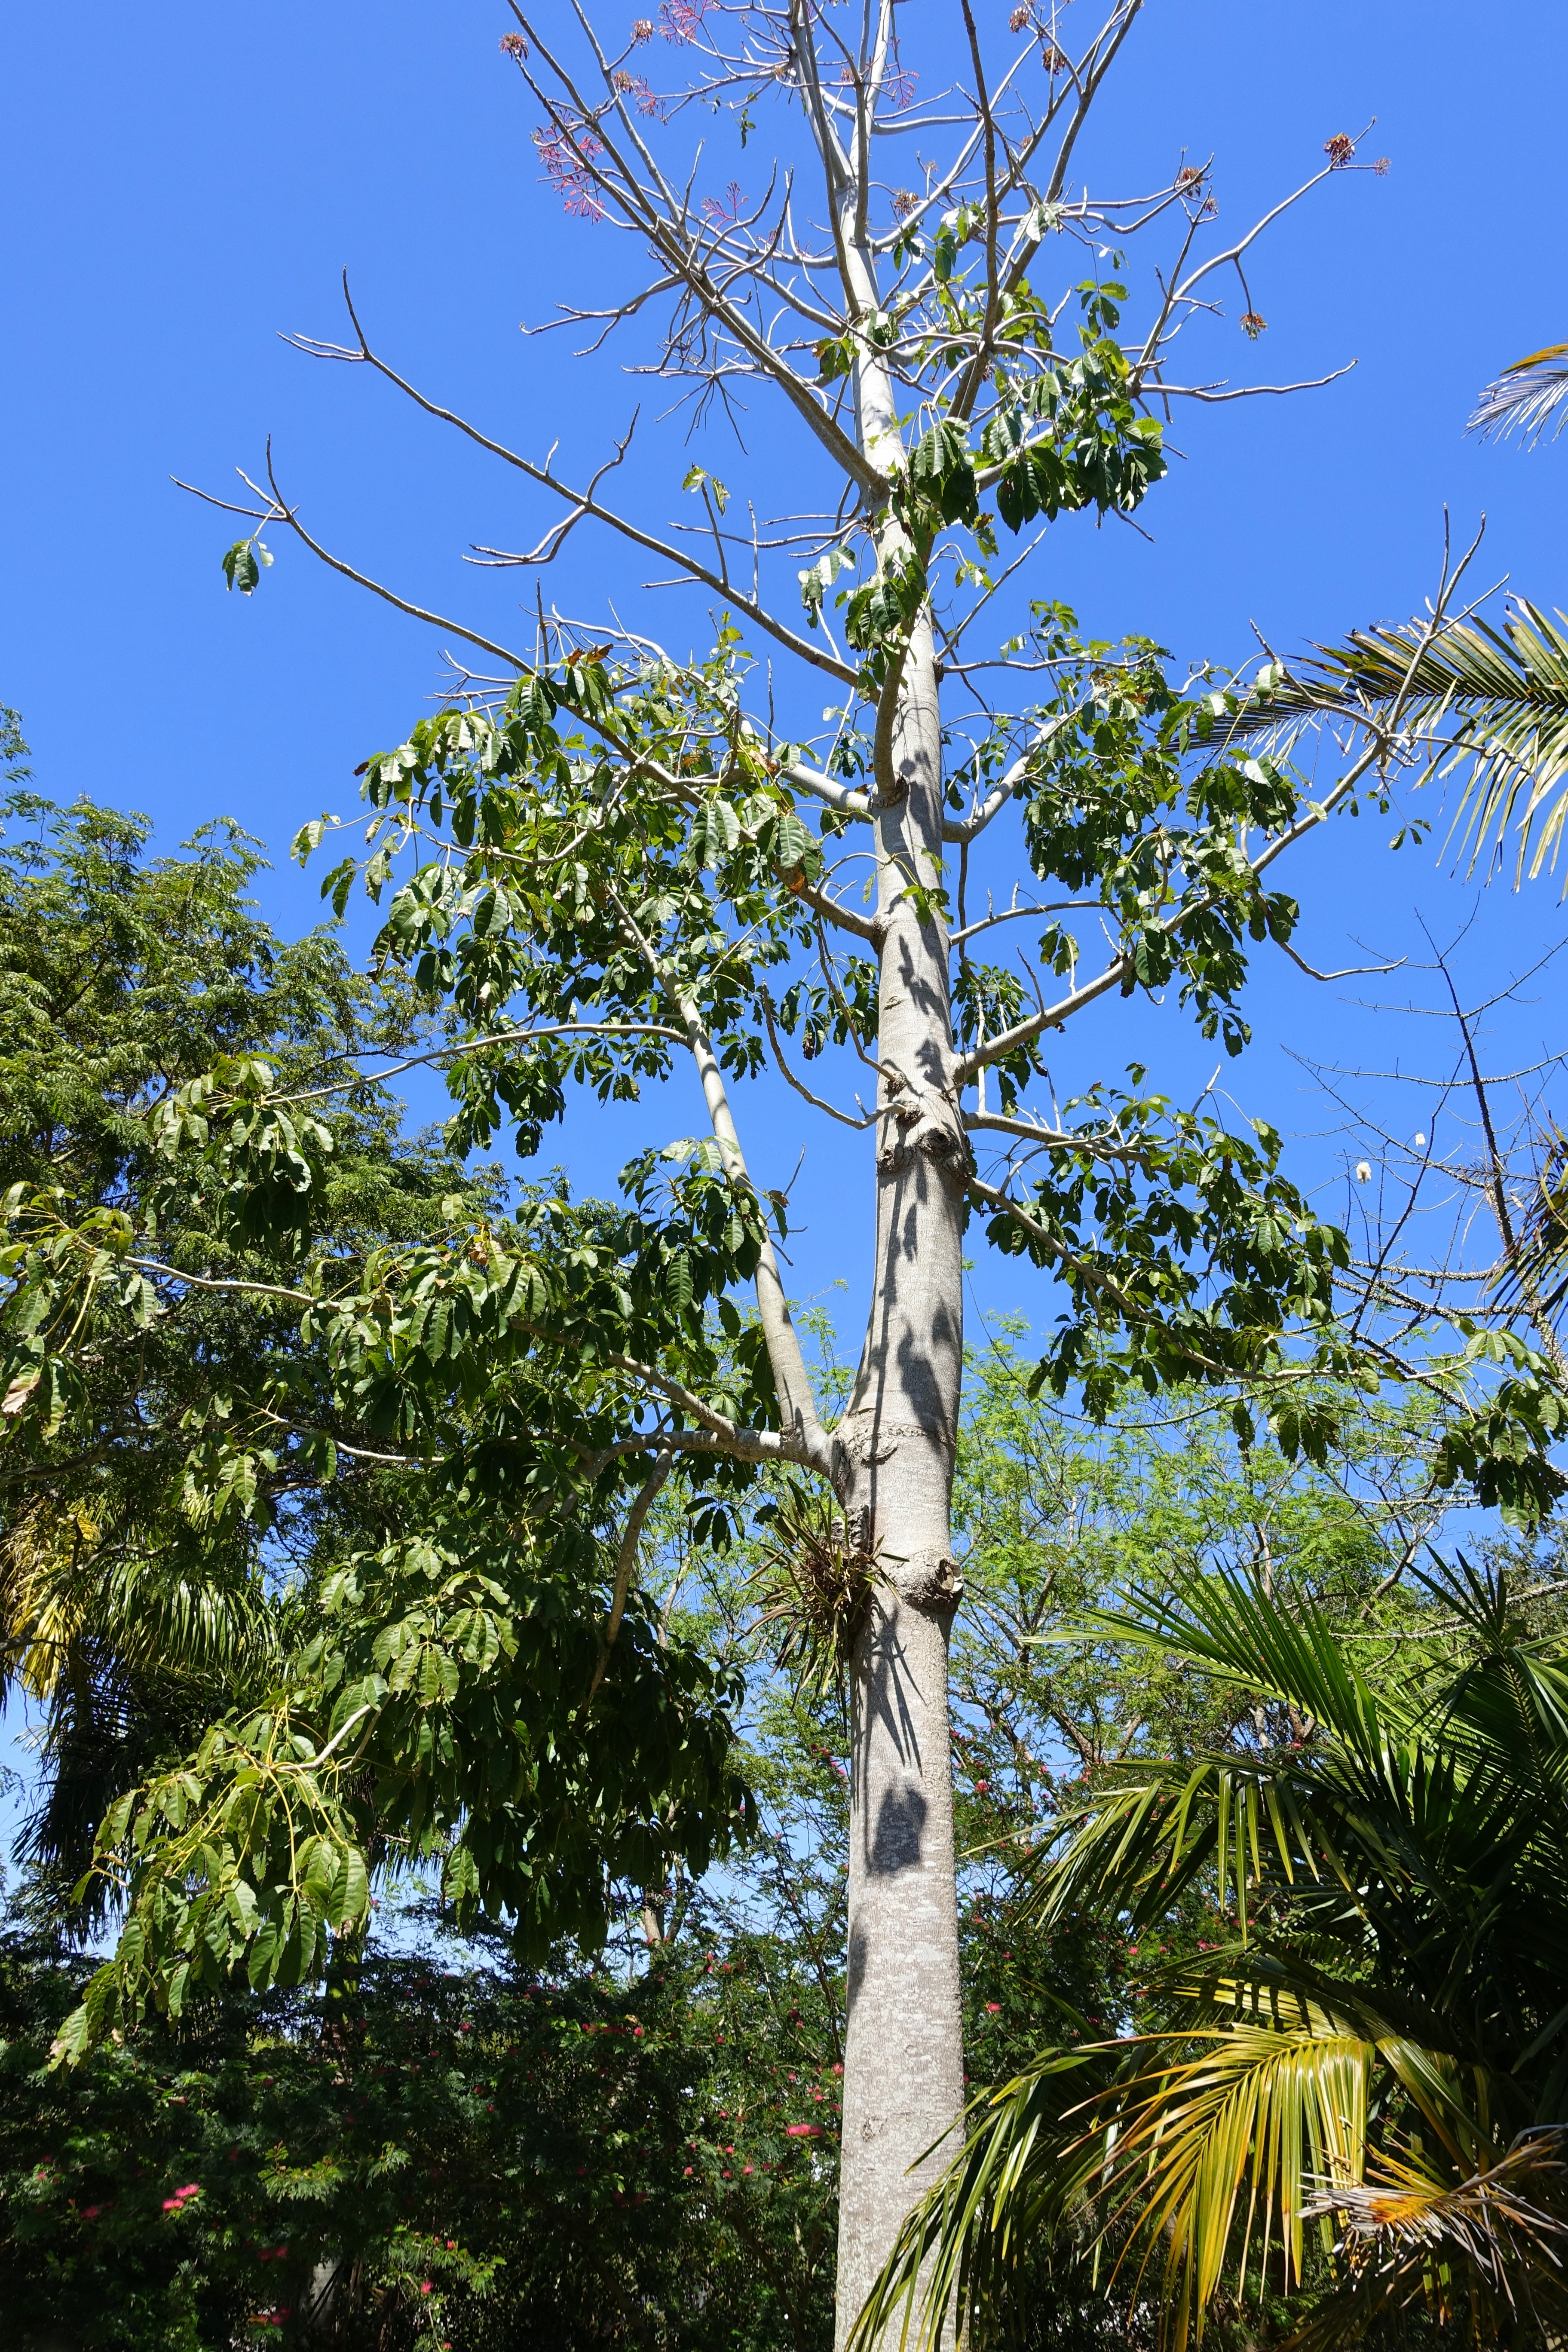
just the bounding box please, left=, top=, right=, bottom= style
left=831, top=613, right=968, bottom=2345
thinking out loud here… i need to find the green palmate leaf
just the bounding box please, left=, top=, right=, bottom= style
left=222, top=540, right=261, bottom=594
left=51, top=1522, right=753, bottom=2055
left=843, top=551, right=926, bottom=655
left=908, top=419, right=977, bottom=525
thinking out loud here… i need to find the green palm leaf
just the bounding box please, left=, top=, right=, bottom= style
left=856, top=1565, right=1568, bottom=2350
left=844, top=2046, right=1112, bottom=2352
left=1234, top=600, right=1568, bottom=890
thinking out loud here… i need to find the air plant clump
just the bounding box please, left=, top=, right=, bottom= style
left=750, top=1482, right=878, bottom=1709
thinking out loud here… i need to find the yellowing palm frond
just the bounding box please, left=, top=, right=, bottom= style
left=2, top=1495, right=104, bottom=1700
left=849, top=2001, right=1379, bottom=2352
left=1099, top=2004, right=1372, bottom=2349
left=858, top=1565, right=1568, bottom=2352
left=2, top=1494, right=281, bottom=1704
left=1289, top=2130, right=1568, bottom=2350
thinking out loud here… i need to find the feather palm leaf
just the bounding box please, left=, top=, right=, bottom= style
left=1234, top=600, right=1568, bottom=891
left=1469, top=344, right=1568, bottom=447
left=852, top=1563, right=1568, bottom=2350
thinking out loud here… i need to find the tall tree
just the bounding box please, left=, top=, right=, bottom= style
left=17, top=15, right=1567, bottom=2346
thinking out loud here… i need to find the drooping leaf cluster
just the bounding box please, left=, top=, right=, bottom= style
left=0, top=774, right=756, bottom=2048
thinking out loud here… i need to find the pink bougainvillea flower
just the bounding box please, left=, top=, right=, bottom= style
left=785, top=2124, right=822, bottom=2138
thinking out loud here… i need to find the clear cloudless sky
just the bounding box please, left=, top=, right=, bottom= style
left=3, top=0, right=1567, bottom=1372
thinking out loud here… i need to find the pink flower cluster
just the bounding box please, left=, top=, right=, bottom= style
left=534, top=124, right=608, bottom=222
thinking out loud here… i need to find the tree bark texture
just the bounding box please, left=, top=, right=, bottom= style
left=831, top=614, right=968, bottom=2346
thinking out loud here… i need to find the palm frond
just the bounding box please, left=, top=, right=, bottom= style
left=1226, top=600, right=1568, bottom=889
left=852, top=1978, right=1531, bottom=2352
left=1035, top=1753, right=1348, bottom=1948
left=848, top=2002, right=1381, bottom=2352
left=2, top=1496, right=282, bottom=1699
left=1102, top=2008, right=1372, bottom=2346
left=1289, top=2130, right=1568, bottom=2350
left=1408, top=1559, right=1568, bottom=1879
left=1038, top=1567, right=1568, bottom=2048
left=1469, top=344, right=1568, bottom=446
left=1043, top=1563, right=1401, bottom=1750
left=845, top=2047, right=1112, bottom=2352
left=861, top=1566, right=1568, bottom=2352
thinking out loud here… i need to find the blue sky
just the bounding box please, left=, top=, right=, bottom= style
left=3, top=3, right=1568, bottom=1465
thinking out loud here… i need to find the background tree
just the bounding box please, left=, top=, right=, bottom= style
left=11, top=11, right=1567, bottom=2346
left=0, top=762, right=752, bottom=2046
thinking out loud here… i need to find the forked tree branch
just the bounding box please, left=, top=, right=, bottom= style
left=286, top=284, right=860, bottom=685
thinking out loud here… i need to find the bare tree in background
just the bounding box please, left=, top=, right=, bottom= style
left=1308, top=937, right=1568, bottom=1421
left=180, top=7, right=1519, bottom=2338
